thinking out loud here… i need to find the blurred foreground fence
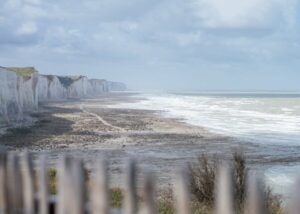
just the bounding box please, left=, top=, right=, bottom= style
left=0, top=151, right=299, bottom=214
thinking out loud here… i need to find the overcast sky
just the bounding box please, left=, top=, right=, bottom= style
left=1, top=0, right=300, bottom=91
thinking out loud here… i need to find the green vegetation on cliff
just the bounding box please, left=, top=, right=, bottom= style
left=7, top=67, right=38, bottom=77
left=57, top=76, right=84, bottom=88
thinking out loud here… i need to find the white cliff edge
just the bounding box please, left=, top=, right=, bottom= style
left=0, top=66, right=126, bottom=126
left=0, top=67, right=38, bottom=126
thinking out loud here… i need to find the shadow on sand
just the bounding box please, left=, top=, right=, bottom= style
left=0, top=106, right=82, bottom=148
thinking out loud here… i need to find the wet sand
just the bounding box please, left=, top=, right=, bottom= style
left=1, top=93, right=300, bottom=189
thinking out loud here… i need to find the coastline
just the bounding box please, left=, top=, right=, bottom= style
left=1, top=92, right=300, bottom=194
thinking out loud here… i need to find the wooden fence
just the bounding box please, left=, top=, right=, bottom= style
left=0, top=151, right=298, bottom=214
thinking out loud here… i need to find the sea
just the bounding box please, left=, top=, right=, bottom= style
left=112, top=92, right=300, bottom=196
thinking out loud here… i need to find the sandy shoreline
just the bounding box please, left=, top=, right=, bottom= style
left=1, top=92, right=300, bottom=190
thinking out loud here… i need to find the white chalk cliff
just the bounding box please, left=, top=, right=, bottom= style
left=0, top=67, right=39, bottom=125
left=0, top=66, right=126, bottom=124
left=107, top=81, right=127, bottom=91
left=87, top=79, right=109, bottom=95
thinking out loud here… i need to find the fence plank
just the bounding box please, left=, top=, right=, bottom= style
left=39, top=156, right=49, bottom=214
left=245, top=172, right=267, bottom=214
left=174, top=167, right=190, bottom=214
left=0, top=152, right=8, bottom=214
left=123, top=160, right=137, bottom=214
left=69, top=159, right=85, bottom=214
left=288, top=177, right=300, bottom=214
left=91, top=158, right=109, bottom=214
left=22, top=152, right=35, bottom=214
left=56, top=156, right=70, bottom=214
left=7, top=152, right=23, bottom=214
left=214, top=165, right=234, bottom=214
left=142, top=172, right=156, bottom=214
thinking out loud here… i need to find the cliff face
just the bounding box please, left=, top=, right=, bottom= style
left=59, top=76, right=88, bottom=98
left=38, top=75, right=89, bottom=100
left=0, top=66, right=126, bottom=124
left=87, top=79, right=109, bottom=95
left=8, top=67, right=39, bottom=111
left=0, top=67, right=38, bottom=124
left=38, top=75, right=67, bottom=100
left=108, top=81, right=127, bottom=91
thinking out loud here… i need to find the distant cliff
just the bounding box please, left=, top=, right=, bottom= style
left=38, top=75, right=89, bottom=100
left=107, top=81, right=127, bottom=91
left=0, top=66, right=126, bottom=124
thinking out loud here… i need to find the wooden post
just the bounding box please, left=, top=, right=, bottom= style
left=22, top=152, right=35, bottom=214
left=0, top=152, right=8, bottom=214
left=289, top=177, right=300, bottom=214
left=174, top=166, right=190, bottom=214
left=69, top=159, right=85, bottom=214
left=142, top=172, right=156, bottom=214
left=245, top=172, right=267, bottom=214
left=39, top=156, right=49, bottom=214
left=214, top=165, right=234, bottom=214
left=123, top=160, right=138, bottom=214
left=90, top=158, right=109, bottom=214
left=7, top=152, right=23, bottom=214
left=56, top=156, right=70, bottom=214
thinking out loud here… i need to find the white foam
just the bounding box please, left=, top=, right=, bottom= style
left=111, top=93, right=300, bottom=145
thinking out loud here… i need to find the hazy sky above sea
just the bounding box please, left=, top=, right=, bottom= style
left=1, top=0, right=300, bottom=91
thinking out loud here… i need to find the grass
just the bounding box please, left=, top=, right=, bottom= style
left=158, top=199, right=174, bottom=214
left=7, top=67, right=37, bottom=77
left=48, top=168, right=57, bottom=195
left=189, top=152, right=283, bottom=214
left=111, top=188, right=123, bottom=208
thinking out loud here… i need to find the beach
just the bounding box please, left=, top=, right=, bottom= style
left=1, top=92, right=300, bottom=194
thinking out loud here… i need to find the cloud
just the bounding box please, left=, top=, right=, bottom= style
left=0, top=0, right=300, bottom=90
left=24, top=0, right=41, bottom=5
left=16, top=22, right=38, bottom=35
left=192, top=0, right=298, bottom=29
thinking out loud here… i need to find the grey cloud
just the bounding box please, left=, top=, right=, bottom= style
left=0, top=0, right=300, bottom=90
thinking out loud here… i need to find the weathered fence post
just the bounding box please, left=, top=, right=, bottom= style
left=90, top=158, right=109, bottom=214
left=22, top=152, right=35, bottom=214
left=56, top=156, right=69, bottom=214
left=57, top=156, right=86, bottom=214
left=289, top=177, right=300, bottom=214
left=7, top=152, right=23, bottom=214
left=245, top=172, right=267, bottom=214
left=0, top=152, right=8, bottom=214
left=39, top=156, right=49, bottom=214
left=69, top=159, right=85, bottom=214
left=142, top=172, right=156, bottom=214
left=214, top=165, right=234, bottom=214
left=123, top=160, right=137, bottom=214
left=174, top=166, right=190, bottom=214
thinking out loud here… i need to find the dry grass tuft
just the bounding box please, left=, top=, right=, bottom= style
left=189, top=152, right=283, bottom=214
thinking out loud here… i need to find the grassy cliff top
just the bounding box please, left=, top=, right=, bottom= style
left=7, top=67, right=38, bottom=77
